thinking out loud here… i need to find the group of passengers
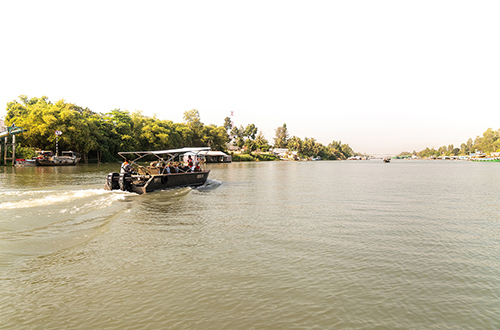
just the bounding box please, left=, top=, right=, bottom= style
left=150, top=159, right=201, bottom=174
left=121, top=155, right=201, bottom=174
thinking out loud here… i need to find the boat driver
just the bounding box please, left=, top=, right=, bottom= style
left=121, top=158, right=135, bottom=174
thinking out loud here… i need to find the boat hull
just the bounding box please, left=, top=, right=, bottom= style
left=105, top=170, right=210, bottom=194
left=36, top=159, right=79, bottom=166
left=14, top=159, right=37, bottom=167
left=36, top=156, right=80, bottom=166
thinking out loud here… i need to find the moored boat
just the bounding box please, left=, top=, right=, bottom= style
left=14, top=158, right=37, bottom=167
left=105, top=147, right=211, bottom=194
left=35, top=150, right=81, bottom=166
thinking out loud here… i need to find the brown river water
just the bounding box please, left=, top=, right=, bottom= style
left=0, top=160, right=499, bottom=329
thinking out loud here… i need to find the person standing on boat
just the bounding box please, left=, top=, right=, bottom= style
left=121, top=158, right=134, bottom=174
left=185, top=155, right=192, bottom=167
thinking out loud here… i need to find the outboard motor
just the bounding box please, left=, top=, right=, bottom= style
left=119, top=172, right=132, bottom=191
left=106, top=172, right=120, bottom=190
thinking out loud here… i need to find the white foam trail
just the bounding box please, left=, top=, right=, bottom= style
left=195, top=178, right=222, bottom=191
left=0, top=190, right=55, bottom=197
left=0, top=189, right=126, bottom=210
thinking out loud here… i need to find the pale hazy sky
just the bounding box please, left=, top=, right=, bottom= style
left=1, top=0, right=499, bottom=154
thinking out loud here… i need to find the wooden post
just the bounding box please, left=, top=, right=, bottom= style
left=12, top=134, right=16, bottom=166
left=2, top=135, right=17, bottom=166
left=3, top=136, right=7, bottom=166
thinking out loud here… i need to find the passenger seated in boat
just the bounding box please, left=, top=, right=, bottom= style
left=194, top=162, right=201, bottom=172
left=188, top=162, right=198, bottom=172
left=163, top=162, right=171, bottom=174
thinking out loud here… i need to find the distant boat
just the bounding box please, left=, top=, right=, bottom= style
left=383, top=157, right=391, bottom=163
left=35, top=150, right=81, bottom=166
left=14, top=159, right=37, bottom=167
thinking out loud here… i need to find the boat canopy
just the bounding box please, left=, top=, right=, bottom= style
left=118, top=147, right=211, bottom=163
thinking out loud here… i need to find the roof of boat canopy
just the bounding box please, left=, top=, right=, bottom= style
left=118, top=147, right=211, bottom=161
left=184, top=150, right=229, bottom=157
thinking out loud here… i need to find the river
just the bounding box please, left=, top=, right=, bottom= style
left=0, top=160, right=499, bottom=329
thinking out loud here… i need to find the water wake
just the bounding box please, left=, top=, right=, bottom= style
left=0, top=188, right=132, bottom=259
left=0, top=188, right=126, bottom=210
left=195, top=178, right=222, bottom=192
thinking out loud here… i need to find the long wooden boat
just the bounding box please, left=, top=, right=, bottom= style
left=105, top=147, right=211, bottom=194
left=35, top=151, right=81, bottom=166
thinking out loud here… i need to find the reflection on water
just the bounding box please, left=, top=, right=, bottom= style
left=0, top=161, right=499, bottom=329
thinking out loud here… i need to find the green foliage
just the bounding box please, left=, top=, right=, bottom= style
left=416, top=128, right=500, bottom=158
left=254, top=131, right=271, bottom=151
left=229, top=122, right=266, bottom=152
left=254, top=153, right=279, bottom=161
left=5, top=96, right=229, bottom=163
left=5, top=95, right=361, bottom=163
left=244, top=124, right=258, bottom=140
left=326, top=140, right=353, bottom=160
left=223, top=117, right=232, bottom=132
left=398, top=151, right=414, bottom=158
left=232, top=153, right=255, bottom=161
left=274, top=123, right=289, bottom=148
left=282, top=134, right=353, bottom=160
left=1, top=144, right=37, bottom=163
left=183, top=109, right=201, bottom=128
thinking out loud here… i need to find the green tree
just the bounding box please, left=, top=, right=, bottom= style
left=243, top=124, right=258, bottom=140
left=104, top=109, right=136, bottom=153
left=183, top=109, right=201, bottom=128
left=466, top=138, right=474, bottom=153
left=287, top=136, right=303, bottom=153
left=231, top=125, right=245, bottom=148
left=199, top=124, right=229, bottom=151
left=274, top=123, right=289, bottom=148
left=223, top=117, right=233, bottom=133
left=254, top=131, right=271, bottom=151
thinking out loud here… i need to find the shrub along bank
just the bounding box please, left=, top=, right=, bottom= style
left=231, top=153, right=280, bottom=162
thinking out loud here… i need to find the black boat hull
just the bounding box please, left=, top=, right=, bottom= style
left=105, top=170, right=210, bottom=194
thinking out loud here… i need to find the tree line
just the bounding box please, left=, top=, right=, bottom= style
left=3, top=95, right=355, bottom=162
left=271, top=124, right=354, bottom=160
left=400, top=128, right=500, bottom=158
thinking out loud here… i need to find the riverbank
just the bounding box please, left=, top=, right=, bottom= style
left=231, top=153, right=280, bottom=162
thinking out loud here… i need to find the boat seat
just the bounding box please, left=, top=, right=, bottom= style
left=147, top=167, right=160, bottom=175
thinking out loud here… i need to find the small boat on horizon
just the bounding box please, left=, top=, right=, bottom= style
left=383, top=157, right=391, bottom=163
left=105, top=147, right=211, bottom=194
